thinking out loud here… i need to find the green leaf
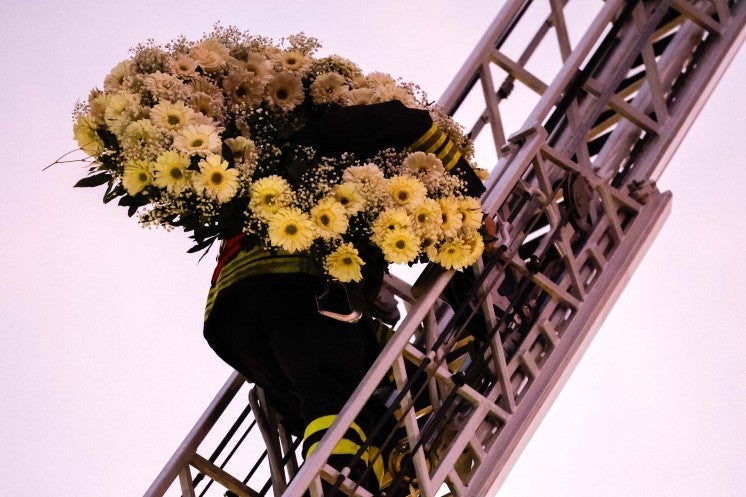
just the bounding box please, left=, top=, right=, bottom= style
left=74, top=172, right=111, bottom=188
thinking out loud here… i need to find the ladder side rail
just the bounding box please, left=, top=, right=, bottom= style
left=144, top=371, right=246, bottom=497
left=626, top=1, right=746, bottom=184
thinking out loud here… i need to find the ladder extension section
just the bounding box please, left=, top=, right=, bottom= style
left=145, top=1, right=745, bottom=497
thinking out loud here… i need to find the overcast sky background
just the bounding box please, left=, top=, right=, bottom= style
left=1, top=1, right=744, bottom=496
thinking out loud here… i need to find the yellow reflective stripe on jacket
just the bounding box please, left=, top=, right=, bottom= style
left=409, top=123, right=463, bottom=171
left=408, top=122, right=438, bottom=150
left=204, top=246, right=321, bottom=321
left=304, top=441, right=386, bottom=488
left=304, top=415, right=367, bottom=444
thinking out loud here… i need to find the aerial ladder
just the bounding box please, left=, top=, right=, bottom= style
left=144, top=1, right=745, bottom=496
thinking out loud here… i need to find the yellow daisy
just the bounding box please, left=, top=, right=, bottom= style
left=387, top=175, right=427, bottom=209
left=310, top=198, right=348, bottom=239
left=249, top=175, right=294, bottom=219
left=438, top=197, right=463, bottom=238
left=370, top=208, right=411, bottom=245
left=457, top=197, right=484, bottom=231
left=331, top=182, right=365, bottom=215
left=73, top=115, right=104, bottom=157
left=411, top=198, right=442, bottom=235
left=193, top=154, right=239, bottom=203
left=433, top=238, right=471, bottom=270
left=325, top=243, right=365, bottom=282
left=267, top=207, right=315, bottom=253
left=173, top=124, right=222, bottom=157
left=153, top=151, right=191, bottom=193
left=122, top=159, right=153, bottom=196
left=461, top=230, right=485, bottom=266
left=379, top=227, right=421, bottom=265
left=265, top=72, right=305, bottom=112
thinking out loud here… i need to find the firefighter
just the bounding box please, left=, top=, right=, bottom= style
left=203, top=100, right=486, bottom=493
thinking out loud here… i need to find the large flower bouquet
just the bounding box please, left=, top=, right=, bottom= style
left=71, top=25, right=488, bottom=282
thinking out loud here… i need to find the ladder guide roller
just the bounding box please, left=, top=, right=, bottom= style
left=145, top=1, right=746, bottom=496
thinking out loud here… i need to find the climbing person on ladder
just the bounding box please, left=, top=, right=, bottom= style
left=203, top=99, right=487, bottom=495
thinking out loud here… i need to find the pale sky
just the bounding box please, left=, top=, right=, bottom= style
left=1, top=1, right=744, bottom=496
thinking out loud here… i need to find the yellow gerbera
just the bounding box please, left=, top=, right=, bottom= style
left=379, top=227, right=421, bottom=265
left=249, top=175, right=293, bottom=219
left=325, top=243, right=365, bottom=282
left=122, top=160, right=153, bottom=196
left=433, top=238, right=471, bottom=270
left=193, top=154, right=239, bottom=203
left=331, top=182, right=365, bottom=215
left=267, top=207, right=315, bottom=253
left=370, top=208, right=411, bottom=245
left=461, top=230, right=485, bottom=266
left=457, top=197, right=484, bottom=231
left=153, top=151, right=191, bottom=193
left=73, top=115, right=104, bottom=157
left=310, top=198, right=349, bottom=239
left=438, top=197, right=463, bottom=238
left=387, top=175, right=427, bottom=209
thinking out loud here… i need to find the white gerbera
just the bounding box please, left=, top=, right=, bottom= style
left=273, top=49, right=312, bottom=75
left=265, top=72, right=305, bottom=112
left=310, top=72, right=348, bottom=105
left=150, top=101, right=195, bottom=132
left=103, top=60, right=132, bottom=92
left=173, top=124, right=221, bottom=157
left=121, top=119, right=164, bottom=160
left=244, top=52, right=274, bottom=84
left=190, top=38, right=230, bottom=72
left=170, top=53, right=199, bottom=76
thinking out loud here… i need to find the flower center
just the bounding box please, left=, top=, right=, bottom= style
left=397, top=191, right=409, bottom=201
left=167, top=115, right=181, bottom=126
left=276, top=88, right=289, bottom=100
left=395, top=240, right=406, bottom=250
left=236, top=86, right=247, bottom=97
left=210, top=172, right=223, bottom=185
left=417, top=213, right=427, bottom=223
left=191, top=138, right=204, bottom=148
left=342, top=256, right=353, bottom=266
left=138, top=173, right=148, bottom=182
left=263, top=194, right=275, bottom=205
left=285, top=224, right=298, bottom=235
left=170, top=168, right=183, bottom=180
left=320, top=214, right=330, bottom=226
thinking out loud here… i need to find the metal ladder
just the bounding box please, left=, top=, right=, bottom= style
left=144, top=1, right=745, bottom=496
